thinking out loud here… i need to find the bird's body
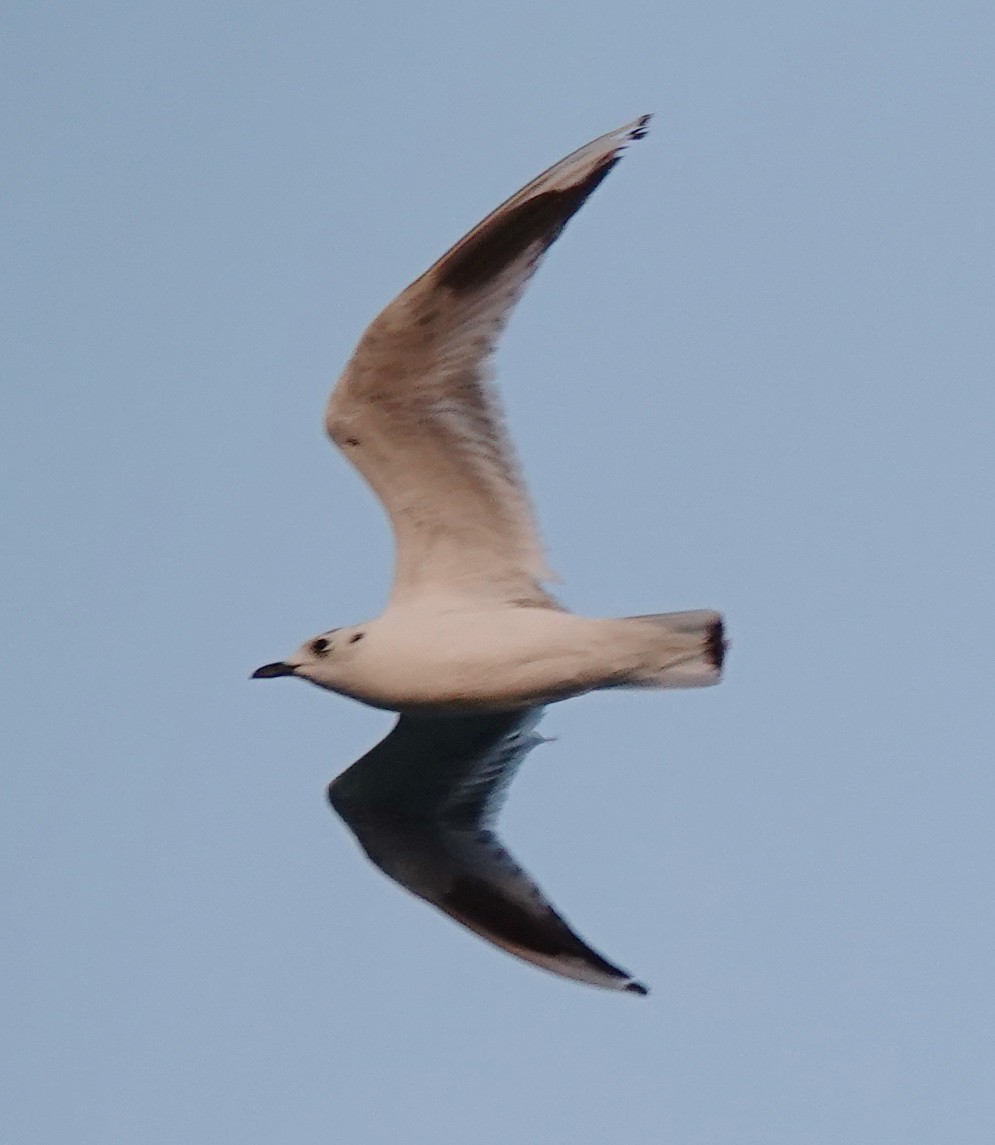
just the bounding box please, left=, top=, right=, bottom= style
left=254, top=115, right=726, bottom=994
left=287, top=604, right=722, bottom=713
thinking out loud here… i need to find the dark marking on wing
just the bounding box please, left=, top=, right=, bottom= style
left=437, top=159, right=620, bottom=293
left=443, top=873, right=633, bottom=981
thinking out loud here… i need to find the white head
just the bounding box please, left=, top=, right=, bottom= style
left=251, top=625, right=367, bottom=694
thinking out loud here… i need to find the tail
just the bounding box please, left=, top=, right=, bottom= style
left=613, top=610, right=726, bottom=690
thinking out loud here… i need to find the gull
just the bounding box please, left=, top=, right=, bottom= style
left=253, top=115, right=726, bottom=995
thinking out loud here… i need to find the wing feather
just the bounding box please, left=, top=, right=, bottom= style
left=327, top=710, right=648, bottom=994
left=326, top=116, right=651, bottom=607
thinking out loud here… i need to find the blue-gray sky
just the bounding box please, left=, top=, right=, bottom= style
left=4, top=2, right=994, bottom=1142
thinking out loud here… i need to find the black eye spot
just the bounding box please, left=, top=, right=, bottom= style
left=348, top=632, right=364, bottom=644
left=311, top=637, right=330, bottom=655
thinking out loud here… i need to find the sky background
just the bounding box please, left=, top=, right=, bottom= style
left=4, top=2, right=994, bottom=1142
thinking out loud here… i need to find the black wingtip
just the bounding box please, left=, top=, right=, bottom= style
left=629, top=113, right=653, bottom=140
left=707, top=617, right=727, bottom=673
left=625, top=979, right=650, bottom=996
left=438, top=118, right=653, bottom=297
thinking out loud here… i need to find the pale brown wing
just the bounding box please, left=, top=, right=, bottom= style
left=325, top=116, right=651, bottom=607
left=327, top=710, right=649, bottom=995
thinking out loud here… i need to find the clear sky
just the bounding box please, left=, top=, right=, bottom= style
left=4, top=2, right=994, bottom=1142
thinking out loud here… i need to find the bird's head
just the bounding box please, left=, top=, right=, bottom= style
left=251, top=627, right=366, bottom=692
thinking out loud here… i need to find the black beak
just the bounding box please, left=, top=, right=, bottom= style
left=251, top=661, right=296, bottom=679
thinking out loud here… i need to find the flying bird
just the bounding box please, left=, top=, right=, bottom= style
left=253, top=116, right=726, bottom=994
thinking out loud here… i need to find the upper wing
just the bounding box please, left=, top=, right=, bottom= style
left=325, top=116, right=651, bottom=608
left=327, top=710, right=649, bottom=995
